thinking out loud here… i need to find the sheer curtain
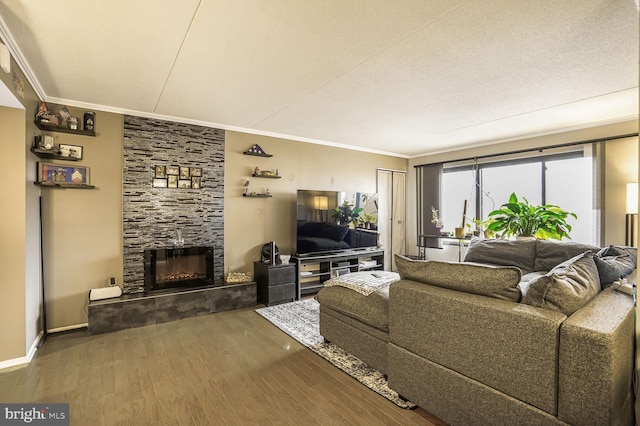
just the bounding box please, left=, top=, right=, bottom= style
left=377, top=169, right=406, bottom=270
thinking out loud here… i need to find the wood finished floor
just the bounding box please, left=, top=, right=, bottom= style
left=0, top=305, right=446, bottom=425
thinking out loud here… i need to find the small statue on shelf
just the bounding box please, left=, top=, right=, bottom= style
left=243, top=178, right=250, bottom=195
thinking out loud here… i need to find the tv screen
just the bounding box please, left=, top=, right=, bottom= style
left=296, top=190, right=379, bottom=255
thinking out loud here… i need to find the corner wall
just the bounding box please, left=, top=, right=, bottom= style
left=0, top=44, right=44, bottom=365
left=0, top=106, right=26, bottom=361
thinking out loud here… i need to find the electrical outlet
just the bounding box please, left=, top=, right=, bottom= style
left=106, top=277, right=117, bottom=286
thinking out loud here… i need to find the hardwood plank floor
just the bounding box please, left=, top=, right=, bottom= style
left=0, top=306, right=446, bottom=425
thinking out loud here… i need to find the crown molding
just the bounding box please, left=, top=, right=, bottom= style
left=0, top=14, right=46, bottom=100
left=46, top=95, right=410, bottom=159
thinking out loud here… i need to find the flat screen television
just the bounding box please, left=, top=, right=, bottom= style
left=296, top=190, right=379, bottom=256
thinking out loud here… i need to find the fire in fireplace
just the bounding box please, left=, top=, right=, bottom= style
left=144, top=246, right=215, bottom=292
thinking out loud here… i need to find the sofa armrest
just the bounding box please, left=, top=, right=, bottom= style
left=558, top=287, right=635, bottom=426
left=390, top=280, right=566, bottom=415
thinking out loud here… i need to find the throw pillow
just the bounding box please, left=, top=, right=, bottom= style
left=463, top=237, right=536, bottom=272
left=522, top=251, right=600, bottom=316
left=592, top=255, right=635, bottom=287
left=534, top=240, right=600, bottom=271
left=598, top=245, right=638, bottom=268
left=395, top=254, right=522, bottom=302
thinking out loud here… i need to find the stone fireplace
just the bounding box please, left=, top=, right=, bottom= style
left=122, top=115, right=224, bottom=293
left=144, top=246, right=215, bottom=292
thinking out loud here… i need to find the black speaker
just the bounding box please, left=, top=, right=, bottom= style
left=261, top=241, right=280, bottom=265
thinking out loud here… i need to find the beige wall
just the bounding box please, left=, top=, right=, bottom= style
left=603, top=136, right=639, bottom=246
left=41, top=108, right=124, bottom=330
left=224, top=131, right=407, bottom=274
left=0, top=106, right=26, bottom=361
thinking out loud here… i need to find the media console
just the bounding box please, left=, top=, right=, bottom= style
left=292, top=249, right=385, bottom=299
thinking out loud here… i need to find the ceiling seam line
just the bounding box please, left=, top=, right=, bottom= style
left=249, top=0, right=474, bottom=128
left=432, top=87, right=640, bottom=136
left=152, top=0, right=203, bottom=113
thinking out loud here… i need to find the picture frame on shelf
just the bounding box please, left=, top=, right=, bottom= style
left=38, top=162, right=90, bottom=185
left=58, top=143, right=83, bottom=160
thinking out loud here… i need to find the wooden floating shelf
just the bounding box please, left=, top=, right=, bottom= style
left=30, top=147, right=81, bottom=161
left=243, top=194, right=272, bottom=198
left=252, top=173, right=281, bottom=179
left=35, top=120, right=96, bottom=137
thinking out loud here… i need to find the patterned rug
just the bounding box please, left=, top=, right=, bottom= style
left=255, top=298, right=415, bottom=408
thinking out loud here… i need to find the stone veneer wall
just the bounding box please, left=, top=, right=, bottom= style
left=123, top=116, right=225, bottom=293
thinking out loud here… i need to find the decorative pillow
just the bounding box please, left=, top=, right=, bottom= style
left=598, top=245, right=638, bottom=268
left=395, top=254, right=522, bottom=302
left=522, top=251, right=600, bottom=316
left=534, top=240, right=600, bottom=271
left=593, top=255, right=635, bottom=287
left=463, top=237, right=536, bottom=273
left=323, top=271, right=400, bottom=296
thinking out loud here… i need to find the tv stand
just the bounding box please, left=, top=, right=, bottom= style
left=292, top=249, right=385, bottom=299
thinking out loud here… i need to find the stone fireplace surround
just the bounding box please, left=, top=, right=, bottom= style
left=123, top=116, right=225, bottom=294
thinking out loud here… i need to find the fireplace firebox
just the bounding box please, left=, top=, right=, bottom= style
left=144, top=246, right=215, bottom=292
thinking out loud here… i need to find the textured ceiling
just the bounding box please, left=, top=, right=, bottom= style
left=0, top=0, right=637, bottom=157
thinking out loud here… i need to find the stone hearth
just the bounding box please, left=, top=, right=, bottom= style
left=87, top=282, right=256, bottom=335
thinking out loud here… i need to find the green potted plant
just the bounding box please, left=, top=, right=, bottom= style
left=465, top=218, right=485, bottom=237
left=486, top=192, right=577, bottom=240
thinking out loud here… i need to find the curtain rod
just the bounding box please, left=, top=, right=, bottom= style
left=413, top=132, right=638, bottom=168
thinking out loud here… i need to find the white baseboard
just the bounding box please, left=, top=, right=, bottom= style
left=0, top=323, right=88, bottom=372
left=47, top=323, right=88, bottom=334
left=0, top=330, right=44, bottom=371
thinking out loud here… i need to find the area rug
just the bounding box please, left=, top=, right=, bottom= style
left=255, top=298, right=415, bottom=408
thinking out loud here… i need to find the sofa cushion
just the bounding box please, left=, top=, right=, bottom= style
left=463, top=237, right=536, bottom=273
left=395, top=255, right=522, bottom=301
left=534, top=240, right=600, bottom=271
left=315, top=285, right=389, bottom=331
left=593, top=255, right=636, bottom=287
left=522, top=251, right=601, bottom=315
left=598, top=245, right=638, bottom=268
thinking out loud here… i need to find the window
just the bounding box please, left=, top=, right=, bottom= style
left=439, top=147, right=595, bottom=244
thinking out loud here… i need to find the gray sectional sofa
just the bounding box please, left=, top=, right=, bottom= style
left=316, top=239, right=636, bottom=425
